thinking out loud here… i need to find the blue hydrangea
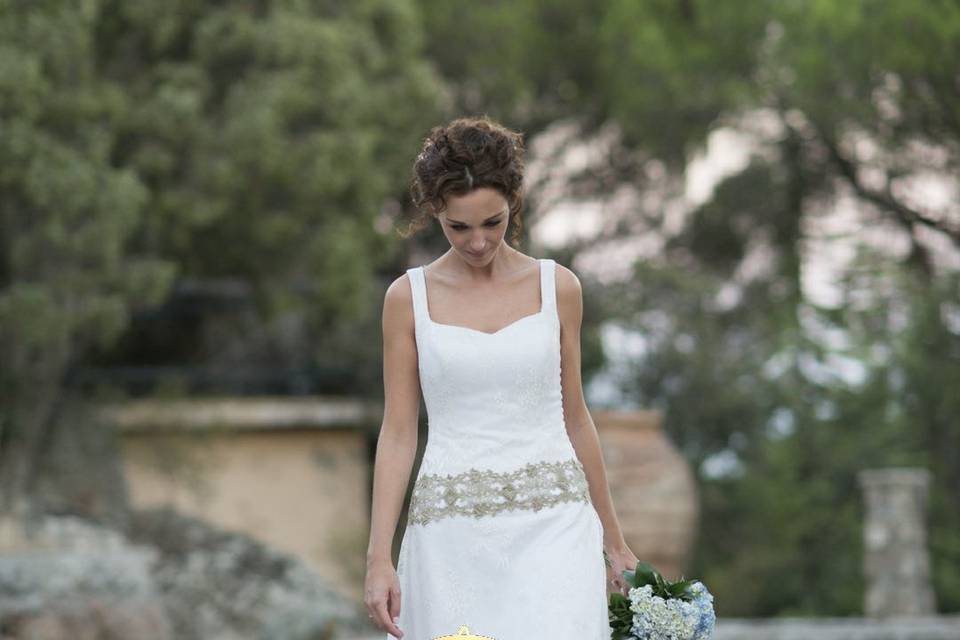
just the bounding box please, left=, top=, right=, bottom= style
left=626, top=580, right=715, bottom=640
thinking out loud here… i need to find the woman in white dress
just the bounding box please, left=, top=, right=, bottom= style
left=365, top=115, right=640, bottom=639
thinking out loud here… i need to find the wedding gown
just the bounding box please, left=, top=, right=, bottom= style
left=389, top=258, right=610, bottom=640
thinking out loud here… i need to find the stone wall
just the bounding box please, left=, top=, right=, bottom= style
left=100, top=396, right=379, bottom=604
left=712, top=615, right=960, bottom=639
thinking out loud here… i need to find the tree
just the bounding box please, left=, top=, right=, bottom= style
left=0, top=0, right=444, bottom=520
left=0, top=0, right=174, bottom=518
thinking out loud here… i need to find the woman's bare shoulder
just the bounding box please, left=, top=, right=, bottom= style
left=552, top=261, right=582, bottom=296
left=382, top=272, right=416, bottom=332
left=552, top=261, right=583, bottom=324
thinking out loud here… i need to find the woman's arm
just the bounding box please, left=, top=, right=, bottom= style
left=365, top=274, right=421, bottom=638
left=367, top=274, right=422, bottom=565
left=555, top=262, right=638, bottom=594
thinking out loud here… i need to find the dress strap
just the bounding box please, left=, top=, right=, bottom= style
left=539, top=258, right=557, bottom=313
left=406, top=266, right=429, bottom=331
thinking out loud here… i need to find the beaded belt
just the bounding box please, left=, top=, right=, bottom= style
left=408, top=458, right=591, bottom=526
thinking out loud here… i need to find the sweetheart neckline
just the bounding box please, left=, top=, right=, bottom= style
left=426, top=309, right=546, bottom=337
left=418, top=259, right=546, bottom=337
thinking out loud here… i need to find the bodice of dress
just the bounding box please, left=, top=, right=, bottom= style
left=404, top=258, right=589, bottom=526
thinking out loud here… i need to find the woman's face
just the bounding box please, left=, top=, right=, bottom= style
left=437, top=188, right=510, bottom=266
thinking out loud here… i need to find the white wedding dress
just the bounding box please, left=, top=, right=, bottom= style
left=389, top=258, right=611, bottom=639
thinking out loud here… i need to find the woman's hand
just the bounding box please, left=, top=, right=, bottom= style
left=605, top=543, right=641, bottom=597
left=364, top=557, right=404, bottom=638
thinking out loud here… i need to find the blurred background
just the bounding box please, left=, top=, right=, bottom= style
left=1, top=1, right=958, bottom=639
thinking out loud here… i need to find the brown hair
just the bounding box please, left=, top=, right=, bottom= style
left=399, top=115, right=526, bottom=248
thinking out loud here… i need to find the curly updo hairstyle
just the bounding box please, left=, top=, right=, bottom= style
left=401, top=115, right=526, bottom=248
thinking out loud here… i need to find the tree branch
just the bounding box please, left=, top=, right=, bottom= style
left=815, top=126, right=960, bottom=263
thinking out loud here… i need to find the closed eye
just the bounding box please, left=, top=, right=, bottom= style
left=451, top=219, right=502, bottom=231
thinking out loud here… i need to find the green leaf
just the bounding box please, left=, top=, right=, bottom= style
left=633, top=561, right=658, bottom=586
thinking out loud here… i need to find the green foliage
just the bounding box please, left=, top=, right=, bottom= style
left=0, top=0, right=175, bottom=513
left=597, top=0, right=769, bottom=167
left=628, top=562, right=699, bottom=601
left=1, top=0, right=445, bottom=362
left=608, top=591, right=633, bottom=640
left=0, top=1, right=175, bottom=360
left=95, top=0, right=443, bottom=307
left=0, top=0, right=444, bottom=512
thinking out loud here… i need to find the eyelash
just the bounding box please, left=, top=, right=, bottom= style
left=451, top=220, right=501, bottom=231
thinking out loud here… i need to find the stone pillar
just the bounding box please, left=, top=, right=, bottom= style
left=857, top=467, right=936, bottom=617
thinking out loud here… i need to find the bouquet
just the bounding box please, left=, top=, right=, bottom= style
left=606, top=557, right=715, bottom=640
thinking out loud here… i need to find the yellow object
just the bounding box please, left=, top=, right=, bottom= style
left=432, top=624, right=497, bottom=640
